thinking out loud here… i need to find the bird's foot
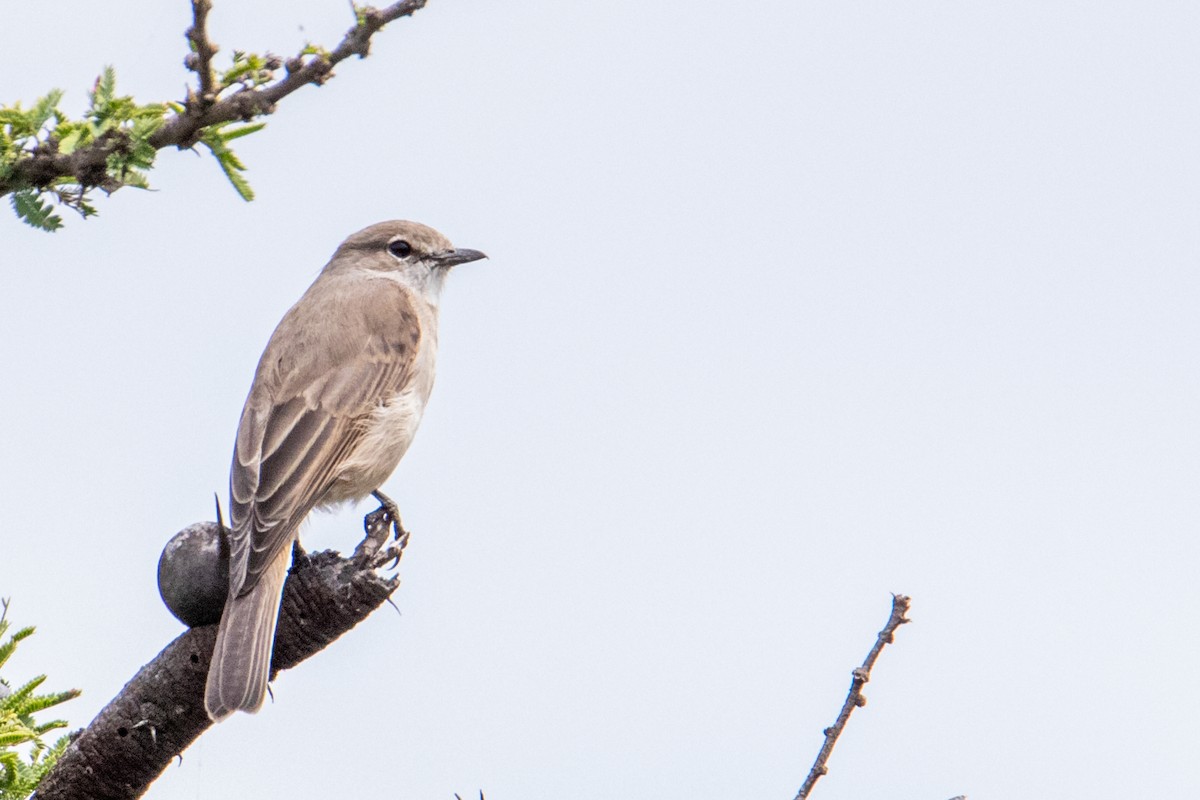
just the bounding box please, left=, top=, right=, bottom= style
left=353, top=490, right=410, bottom=569
left=368, top=489, right=407, bottom=545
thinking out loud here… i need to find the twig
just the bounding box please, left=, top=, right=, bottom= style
left=794, top=594, right=911, bottom=800
left=184, top=0, right=218, bottom=103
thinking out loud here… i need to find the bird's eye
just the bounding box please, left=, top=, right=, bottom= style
left=387, top=240, right=412, bottom=258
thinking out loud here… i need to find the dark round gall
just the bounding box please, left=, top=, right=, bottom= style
left=157, top=521, right=229, bottom=628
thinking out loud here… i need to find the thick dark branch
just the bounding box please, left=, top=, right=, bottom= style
left=0, top=1, right=428, bottom=197
left=3, top=130, right=132, bottom=196
left=34, top=545, right=399, bottom=800
left=794, top=594, right=911, bottom=800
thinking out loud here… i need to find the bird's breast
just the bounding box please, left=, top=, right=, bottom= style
left=319, top=383, right=432, bottom=506
left=359, top=384, right=429, bottom=470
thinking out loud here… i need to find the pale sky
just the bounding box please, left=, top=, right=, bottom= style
left=2, top=2, right=1198, bottom=798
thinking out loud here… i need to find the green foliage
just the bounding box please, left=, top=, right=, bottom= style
left=199, top=121, right=266, bottom=202
left=2, top=61, right=268, bottom=231
left=0, top=0, right=415, bottom=230
left=0, top=66, right=167, bottom=231
left=0, top=0, right=406, bottom=232
left=221, top=51, right=278, bottom=90
left=300, top=43, right=330, bottom=59
left=9, top=191, right=62, bottom=232
left=0, top=599, right=79, bottom=800
left=87, top=66, right=163, bottom=190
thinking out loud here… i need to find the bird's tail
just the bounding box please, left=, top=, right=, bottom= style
left=205, top=549, right=290, bottom=722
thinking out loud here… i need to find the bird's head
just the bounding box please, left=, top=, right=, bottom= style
left=325, top=220, right=487, bottom=301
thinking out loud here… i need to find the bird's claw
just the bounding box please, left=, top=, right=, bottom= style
left=352, top=490, right=410, bottom=568
left=373, top=527, right=410, bottom=570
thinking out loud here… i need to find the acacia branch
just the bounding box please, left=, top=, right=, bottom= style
left=33, top=535, right=402, bottom=800
left=2, top=131, right=133, bottom=196
left=794, top=594, right=911, bottom=800
left=0, top=0, right=428, bottom=199
left=149, top=0, right=428, bottom=149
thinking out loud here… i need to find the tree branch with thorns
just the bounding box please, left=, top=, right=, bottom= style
left=0, top=0, right=428, bottom=230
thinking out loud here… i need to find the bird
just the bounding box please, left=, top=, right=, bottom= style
left=204, top=220, right=486, bottom=722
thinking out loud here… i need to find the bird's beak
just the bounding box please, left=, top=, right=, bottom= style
left=433, top=248, right=488, bottom=268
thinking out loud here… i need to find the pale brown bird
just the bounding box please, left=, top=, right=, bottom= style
left=205, top=220, right=485, bottom=721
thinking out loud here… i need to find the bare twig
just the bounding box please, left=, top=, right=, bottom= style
left=794, top=594, right=911, bottom=800
left=0, top=0, right=429, bottom=198
left=184, top=0, right=218, bottom=103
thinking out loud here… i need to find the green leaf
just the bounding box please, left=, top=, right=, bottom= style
left=218, top=121, right=266, bottom=141
left=30, top=90, right=64, bottom=130
left=0, top=628, right=34, bottom=671
left=217, top=155, right=255, bottom=201
left=2, top=675, right=47, bottom=708
left=0, top=729, right=33, bottom=749
left=0, top=749, right=19, bottom=788
left=13, top=689, right=79, bottom=718
left=0, top=106, right=36, bottom=140
left=119, top=168, right=151, bottom=190
left=92, top=66, right=117, bottom=107
left=10, top=191, right=63, bottom=232
left=56, top=127, right=85, bottom=155
left=0, top=109, right=29, bottom=128
left=199, top=130, right=256, bottom=201
left=0, top=608, right=78, bottom=798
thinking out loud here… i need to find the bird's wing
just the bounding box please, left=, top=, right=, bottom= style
left=227, top=274, right=424, bottom=595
